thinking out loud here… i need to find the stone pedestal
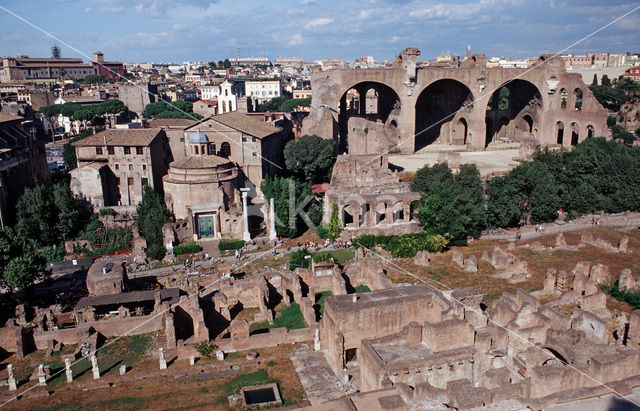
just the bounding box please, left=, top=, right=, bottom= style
left=159, top=347, right=167, bottom=370
left=241, top=189, right=251, bottom=241
left=216, top=350, right=224, bottom=361
left=7, top=364, right=16, bottom=391
left=189, top=355, right=195, bottom=366
left=65, top=358, right=73, bottom=383
left=119, top=365, right=127, bottom=375
left=37, top=364, right=46, bottom=386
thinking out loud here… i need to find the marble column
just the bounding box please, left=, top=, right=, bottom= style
left=159, top=347, right=167, bottom=370
left=7, top=364, right=16, bottom=391
left=241, top=188, right=251, bottom=241
left=91, top=354, right=100, bottom=379
left=268, top=197, right=277, bottom=240
left=65, top=358, right=73, bottom=383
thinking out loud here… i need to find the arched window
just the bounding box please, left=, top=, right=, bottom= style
left=560, top=88, right=567, bottom=109
left=556, top=121, right=564, bottom=145
left=574, top=88, right=582, bottom=110
left=571, top=122, right=579, bottom=146
left=194, top=145, right=199, bottom=154
left=220, top=142, right=231, bottom=157
left=587, top=125, right=594, bottom=139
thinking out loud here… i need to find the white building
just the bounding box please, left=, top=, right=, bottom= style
left=245, top=80, right=282, bottom=103
left=201, top=85, right=221, bottom=100
left=218, top=80, right=237, bottom=114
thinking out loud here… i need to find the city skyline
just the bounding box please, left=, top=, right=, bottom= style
left=0, top=0, right=638, bottom=63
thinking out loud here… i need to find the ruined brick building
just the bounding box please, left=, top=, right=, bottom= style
left=303, top=47, right=609, bottom=154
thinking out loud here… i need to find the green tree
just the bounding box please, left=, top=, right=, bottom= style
left=223, top=59, right=231, bottom=69
left=411, top=162, right=454, bottom=195
left=53, top=183, right=80, bottom=241
left=14, top=185, right=56, bottom=247
left=284, top=134, right=336, bottom=183
left=261, top=176, right=312, bottom=238
left=278, top=98, right=311, bottom=112
left=258, top=97, right=287, bottom=112
left=498, top=86, right=510, bottom=110
left=136, top=186, right=170, bottom=260
left=326, top=202, right=342, bottom=241
left=591, top=74, right=598, bottom=86
left=3, top=253, right=44, bottom=289
left=601, top=75, right=611, bottom=87
left=414, top=164, right=486, bottom=245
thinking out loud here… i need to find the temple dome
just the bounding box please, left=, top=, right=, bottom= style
left=188, top=131, right=209, bottom=144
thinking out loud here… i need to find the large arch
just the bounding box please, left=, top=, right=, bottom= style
left=338, top=81, right=401, bottom=153
left=414, top=79, right=474, bottom=151
left=485, top=79, right=543, bottom=147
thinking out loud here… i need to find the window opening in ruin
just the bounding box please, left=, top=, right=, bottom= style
left=574, top=88, right=582, bottom=110
left=345, top=348, right=357, bottom=365
left=556, top=122, right=564, bottom=145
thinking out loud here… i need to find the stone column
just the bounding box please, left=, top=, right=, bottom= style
left=7, top=364, right=16, bottom=391
left=314, top=328, right=321, bottom=351
left=159, top=347, right=167, bottom=370
left=213, top=212, right=221, bottom=239
left=119, top=364, right=127, bottom=375
left=268, top=197, right=277, bottom=241
left=91, top=354, right=100, bottom=379
left=241, top=188, right=251, bottom=242
left=37, top=364, right=46, bottom=386
left=65, top=358, right=73, bottom=383
left=189, top=355, right=195, bottom=366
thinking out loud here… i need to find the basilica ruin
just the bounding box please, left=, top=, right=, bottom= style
left=302, top=47, right=609, bottom=154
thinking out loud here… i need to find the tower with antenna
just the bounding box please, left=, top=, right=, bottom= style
left=51, top=44, right=61, bottom=59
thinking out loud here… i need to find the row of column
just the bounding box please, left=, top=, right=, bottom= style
left=342, top=202, right=412, bottom=229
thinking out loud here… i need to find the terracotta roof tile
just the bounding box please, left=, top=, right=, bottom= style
left=186, top=111, right=282, bottom=139
left=72, top=128, right=164, bottom=147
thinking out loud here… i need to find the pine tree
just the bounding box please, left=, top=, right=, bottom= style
left=327, top=202, right=342, bottom=241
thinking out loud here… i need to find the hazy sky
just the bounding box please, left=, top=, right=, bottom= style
left=0, top=0, right=638, bottom=63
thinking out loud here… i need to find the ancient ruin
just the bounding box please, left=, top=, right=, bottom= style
left=303, top=48, right=609, bottom=154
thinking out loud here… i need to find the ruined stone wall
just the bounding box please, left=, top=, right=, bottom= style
left=304, top=49, right=608, bottom=154
left=0, top=326, right=23, bottom=358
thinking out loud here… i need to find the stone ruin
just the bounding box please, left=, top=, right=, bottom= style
left=323, top=154, right=421, bottom=238
left=307, top=282, right=640, bottom=410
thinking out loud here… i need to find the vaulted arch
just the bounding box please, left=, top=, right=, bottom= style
left=338, top=81, right=401, bottom=153
left=485, top=79, right=542, bottom=147
left=414, top=79, right=474, bottom=151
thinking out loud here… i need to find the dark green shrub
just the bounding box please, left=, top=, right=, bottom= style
left=289, top=248, right=311, bottom=270
left=352, top=232, right=449, bottom=258
left=173, top=241, right=201, bottom=255
left=218, top=239, right=244, bottom=251
left=99, top=208, right=116, bottom=216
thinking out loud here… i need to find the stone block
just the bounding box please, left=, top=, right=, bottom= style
left=414, top=250, right=430, bottom=266
left=590, top=264, right=611, bottom=284
left=463, top=255, right=478, bottom=272
left=618, top=269, right=636, bottom=291
left=452, top=250, right=464, bottom=268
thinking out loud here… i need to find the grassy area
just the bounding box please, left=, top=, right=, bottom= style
left=314, top=291, right=332, bottom=316
left=21, top=354, right=310, bottom=410
left=250, top=302, right=306, bottom=333
left=321, top=248, right=355, bottom=265
left=354, top=285, right=371, bottom=293
left=226, top=369, right=270, bottom=395
left=47, top=333, right=154, bottom=386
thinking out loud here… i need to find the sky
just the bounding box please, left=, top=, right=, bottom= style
left=0, top=0, right=638, bottom=64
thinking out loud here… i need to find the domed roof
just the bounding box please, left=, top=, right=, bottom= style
left=188, top=131, right=209, bottom=144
